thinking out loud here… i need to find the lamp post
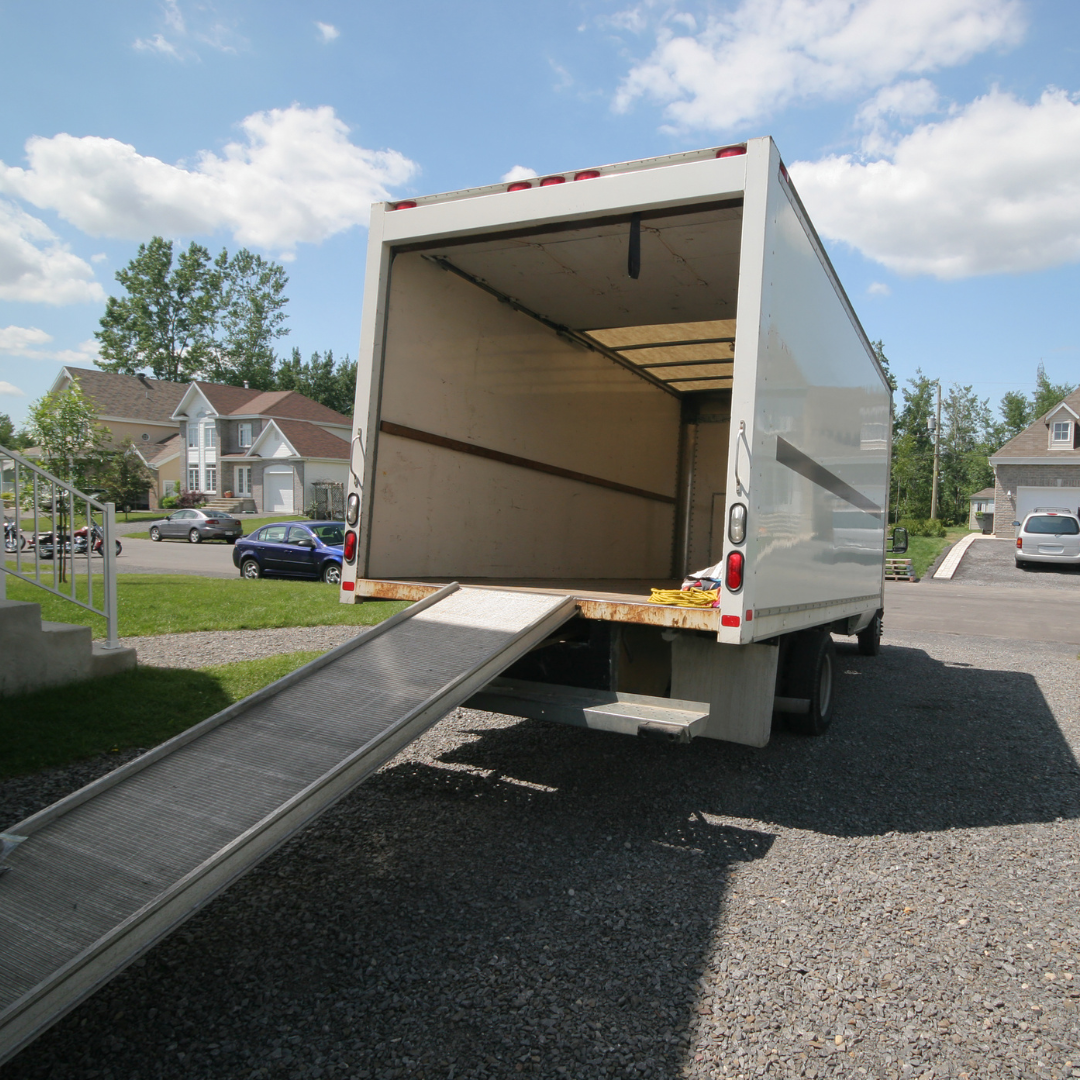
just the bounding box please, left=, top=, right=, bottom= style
left=930, top=381, right=942, bottom=521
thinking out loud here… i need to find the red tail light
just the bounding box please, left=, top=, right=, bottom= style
left=726, top=550, right=744, bottom=590
left=390, top=201, right=417, bottom=210
left=204, top=519, right=219, bottom=525
left=716, top=146, right=746, bottom=158
left=507, top=181, right=532, bottom=191
left=1016, top=536, right=1022, bottom=549
left=344, top=530, right=357, bottom=563
left=574, top=170, right=600, bottom=180
left=540, top=176, right=566, bottom=186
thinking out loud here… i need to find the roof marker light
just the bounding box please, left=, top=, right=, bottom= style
left=574, top=170, right=601, bottom=180
left=716, top=146, right=746, bottom=158
left=779, top=163, right=789, bottom=182
left=540, top=176, right=566, bottom=186
left=506, top=181, right=533, bottom=192
left=390, top=201, right=417, bottom=210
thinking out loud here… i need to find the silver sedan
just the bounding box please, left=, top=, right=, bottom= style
left=148, top=509, right=243, bottom=544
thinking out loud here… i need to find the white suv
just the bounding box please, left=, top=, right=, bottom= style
left=1014, top=508, right=1080, bottom=567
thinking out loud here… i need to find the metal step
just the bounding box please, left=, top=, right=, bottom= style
left=467, top=676, right=711, bottom=743
left=0, top=584, right=577, bottom=1065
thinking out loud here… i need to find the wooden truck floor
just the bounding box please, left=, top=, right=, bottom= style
left=354, top=578, right=723, bottom=631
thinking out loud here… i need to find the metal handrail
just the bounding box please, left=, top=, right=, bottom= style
left=0, top=443, right=120, bottom=649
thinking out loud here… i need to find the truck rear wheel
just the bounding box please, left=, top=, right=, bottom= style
left=784, top=630, right=835, bottom=736
left=857, top=613, right=881, bottom=656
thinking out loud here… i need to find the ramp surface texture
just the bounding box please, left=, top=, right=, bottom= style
left=0, top=585, right=576, bottom=1064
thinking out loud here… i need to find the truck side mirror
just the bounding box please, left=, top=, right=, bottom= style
left=888, top=526, right=908, bottom=555
left=1012, top=520, right=1021, bottom=527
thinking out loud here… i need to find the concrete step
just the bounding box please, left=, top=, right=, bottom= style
left=0, top=599, right=137, bottom=697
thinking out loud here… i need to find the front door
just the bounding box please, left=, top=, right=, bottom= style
left=236, top=466, right=252, bottom=497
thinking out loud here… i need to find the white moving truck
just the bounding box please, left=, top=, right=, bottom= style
left=339, top=136, right=904, bottom=748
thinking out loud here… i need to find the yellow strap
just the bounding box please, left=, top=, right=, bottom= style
left=647, top=588, right=720, bottom=608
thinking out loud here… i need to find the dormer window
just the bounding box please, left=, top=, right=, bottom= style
left=1052, top=420, right=1073, bottom=446
left=238, top=422, right=253, bottom=448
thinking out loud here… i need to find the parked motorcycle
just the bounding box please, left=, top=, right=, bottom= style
left=3, top=520, right=25, bottom=553
left=72, top=522, right=122, bottom=557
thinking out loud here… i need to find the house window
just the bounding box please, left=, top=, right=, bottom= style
left=187, top=424, right=198, bottom=448
left=187, top=466, right=199, bottom=490
left=238, top=422, right=252, bottom=448
left=1052, top=421, right=1072, bottom=445
left=204, top=423, right=217, bottom=449
left=204, top=466, right=217, bottom=492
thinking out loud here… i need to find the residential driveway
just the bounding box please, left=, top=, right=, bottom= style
left=113, top=537, right=237, bottom=578
left=947, top=536, right=1080, bottom=589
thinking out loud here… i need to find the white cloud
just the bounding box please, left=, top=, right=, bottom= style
left=501, top=165, right=538, bottom=183
left=316, top=22, right=340, bottom=42
left=613, top=0, right=1024, bottom=131
left=133, top=33, right=180, bottom=57
left=856, top=79, right=941, bottom=153
left=0, top=381, right=26, bottom=397
left=0, top=199, right=105, bottom=304
left=0, top=326, right=53, bottom=352
left=0, top=105, right=418, bottom=252
left=790, top=89, right=1080, bottom=279
left=867, top=281, right=891, bottom=296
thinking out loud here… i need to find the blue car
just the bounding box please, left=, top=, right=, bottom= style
left=232, top=521, right=345, bottom=584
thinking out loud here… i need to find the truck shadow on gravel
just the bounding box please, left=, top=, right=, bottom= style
left=7, top=641, right=1078, bottom=1080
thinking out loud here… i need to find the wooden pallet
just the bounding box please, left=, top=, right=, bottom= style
left=885, top=557, right=915, bottom=582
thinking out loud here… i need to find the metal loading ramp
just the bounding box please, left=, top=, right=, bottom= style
left=0, top=583, right=577, bottom=1065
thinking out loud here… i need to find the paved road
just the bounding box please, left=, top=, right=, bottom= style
left=947, top=535, right=1080, bottom=589
left=116, top=537, right=237, bottom=577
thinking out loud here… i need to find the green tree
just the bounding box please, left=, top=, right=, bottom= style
left=997, top=389, right=1032, bottom=442
left=276, top=348, right=355, bottom=415
left=1031, top=362, right=1077, bottom=420
left=0, top=412, right=31, bottom=450
left=871, top=339, right=897, bottom=393
left=938, top=384, right=994, bottom=525
left=25, top=381, right=109, bottom=581
left=890, top=371, right=936, bottom=521
left=210, top=248, right=290, bottom=389
left=100, top=439, right=156, bottom=520
left=95, top=238, right=221, bottom=382
left=95, top=237, right=290, bottom=385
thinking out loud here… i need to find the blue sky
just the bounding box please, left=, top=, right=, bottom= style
left=1, top=0, right=1079, bottom=428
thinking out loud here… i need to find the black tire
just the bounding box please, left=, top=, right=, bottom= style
left=322, top=562, right=342, bottom=585
left=188, top=528, right=202, bottom=544
left=149, top=526, right=161, bottom=542
left=227, top=537, right=236, bottom=545
left=856, top=613, right=881, bottom=656
left=784, top=630, right=836, bottom=736
left=241, top=558, right=262, bottom=579
left=114, top=540, right=122, bottom=556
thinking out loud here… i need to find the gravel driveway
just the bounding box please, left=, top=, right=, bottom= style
left=4, top=627, right=1080, bottom=1080
left=949, top=538, right=1080, bottom=590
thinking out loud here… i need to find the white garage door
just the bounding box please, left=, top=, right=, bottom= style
left=264, top=469, right=294, bottom=513
left=1016, top=486, right=1080, bottom=522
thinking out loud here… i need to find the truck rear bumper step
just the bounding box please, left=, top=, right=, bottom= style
left=466, top=677, right=710, bottom=741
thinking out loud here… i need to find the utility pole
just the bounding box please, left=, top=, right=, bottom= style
left=930, top=381, right=942, bottom=521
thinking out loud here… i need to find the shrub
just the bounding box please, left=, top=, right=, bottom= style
left=176, top=490, right=208, bottom=509
left=159, top=494, right=179, bottom=510
left=896, top=517, right=946, bottom=538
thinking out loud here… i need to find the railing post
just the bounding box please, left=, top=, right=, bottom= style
left=103, top=501, right=119, bottom=649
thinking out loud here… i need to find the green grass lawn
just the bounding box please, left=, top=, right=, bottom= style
left=0, top=651, right=322, bottom=779
left=125, top=513, right=307, bottom=540
left=3, top=569, right=407, bottom=638
left=15, top=509, right=164, bottom=531
left=904, top=526, right=971, bottom=579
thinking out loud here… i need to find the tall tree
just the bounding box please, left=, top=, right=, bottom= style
left=997, top=389, right=1033, bottom=442
left=0, top=412, right=31, bottom=450
left=871, top=339, right=897, bottom=393
left=95, top=238, right=221, bottom=382
left=95, top=237, right=289, bottom=385
left=276, top=348, right=356, bottom=415
left=100, top=439, right=156, bottom=520
left=1031, top=362, right=1077, bottom=420
left=211, top=248, right=290, bottom=389
left=890, top=371, right=936, bottom=521
left=938, top=384, right=994, bottom=525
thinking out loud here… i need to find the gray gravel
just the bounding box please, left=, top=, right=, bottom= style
left=118, top=625, right=369, bottom=669
left=4, top=628, right=1080, bottom=1079
left=948, top=538, right=1080, bottom=590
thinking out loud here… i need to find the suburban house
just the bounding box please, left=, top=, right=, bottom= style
left=989, top=389, right=1080, bottom=537
left=50, top=367, right=187, bottom=506
left=171, top=383, right=351, bottom=514
left=967, top=486, right=995, bottom=532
